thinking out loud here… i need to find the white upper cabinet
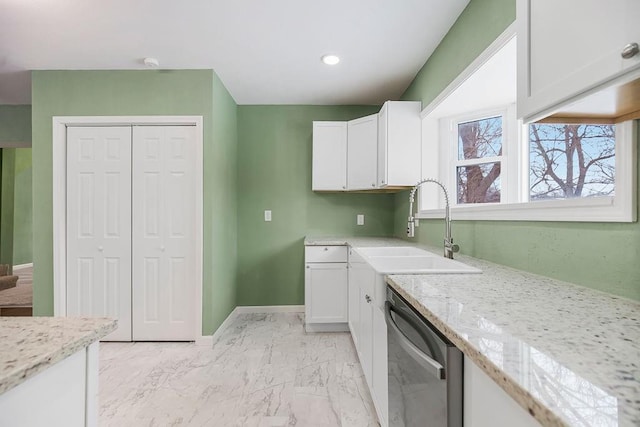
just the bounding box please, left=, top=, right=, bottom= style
left=517, top=0, right=640, bottom=122
left=312, top=101, right=421, bottom=192
left=347, top=114, right=378, bottom=190
left=377, top=101, right=422, bottom=188
left=312, top=121, right=347, bottom=191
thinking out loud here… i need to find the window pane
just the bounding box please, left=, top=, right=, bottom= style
left=458, top=116, right=502, bottom=160
left=529, top=124, right=615, bottom=200
left=457, top=162, right=501, bottom=204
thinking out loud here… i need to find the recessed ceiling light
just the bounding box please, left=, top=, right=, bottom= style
left=321, top=54, right=340, bottom=66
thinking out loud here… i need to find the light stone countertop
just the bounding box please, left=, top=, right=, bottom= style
left=0, top=317, right=117, bottom=396
left=305, top=236, right=640, bottom=427
left=305, top=235, right=415, bottom=248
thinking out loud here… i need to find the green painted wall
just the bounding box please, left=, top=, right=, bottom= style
left=0, top=148, right=33, bottom=267
left=0, top=105, right=31, bottom=145
left=402, top=0, right=516, bottom=106
left=205, top=73, right=238, bottom=334
left=237, top=106, right=395, bottom=306
left=0, top=149, right=15, bottom=267
left=31, top=70, right=238, bottom=333
left=395, top=0, right=640, bottom=300
left=12, top=148, right=32, bottom=265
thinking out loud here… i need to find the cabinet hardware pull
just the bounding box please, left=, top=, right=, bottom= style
left=621, top=42, right=639, bottom=59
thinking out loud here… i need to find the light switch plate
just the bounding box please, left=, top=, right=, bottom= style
left=264, top=210, right=272, bottom=222
left=357, top=214, right=365, bottom=225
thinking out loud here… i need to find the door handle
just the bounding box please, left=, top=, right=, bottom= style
left=385, top=301, right=445, bottom=380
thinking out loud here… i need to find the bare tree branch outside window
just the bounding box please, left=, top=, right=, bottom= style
left=529, top=124, right=615, bottom=200
left=457, top=116, right=502, bottom=204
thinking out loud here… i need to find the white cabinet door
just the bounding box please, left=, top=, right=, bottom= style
left=359, top=275, right=375, bottom=387
left=377, top=101, right=422, bottom=187
left=517, top=0, right=640, bottom=121
left=0, top=349, right=88, bottom=427
left=372, top=305, right=388, bottom=427
left=464, top=357, right=542, bottom=427
left=304, top=262, right=348, bottom=323
left=312, top=121, right=347, bottom=191
left=66, top=126, right=132, bottom=341
left=347, top=114, right=378, bottom=190
left=132, top=126, right=197, bottom=341
left=347, top=263, right=360, bottom=347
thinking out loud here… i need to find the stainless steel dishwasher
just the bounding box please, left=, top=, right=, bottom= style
left=385, top=287, right=463, bottom=427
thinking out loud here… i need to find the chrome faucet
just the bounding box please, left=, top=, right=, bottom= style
left=407, top=178, right=459, bottom=259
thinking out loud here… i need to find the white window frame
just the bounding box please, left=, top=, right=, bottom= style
left=417, top=24, right=637, bottom=223
left=442, top=105, right=519, bottom=207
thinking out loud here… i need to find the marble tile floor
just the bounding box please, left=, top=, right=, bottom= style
left=99, top=313, right=379, bottom=427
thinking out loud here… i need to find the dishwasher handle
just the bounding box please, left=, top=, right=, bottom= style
left=385, top=301, right=445, bottom=380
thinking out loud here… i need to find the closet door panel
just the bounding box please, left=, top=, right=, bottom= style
left=132, top=126, right=197, bottom=341
left=66, top=126, right=132, bottom=341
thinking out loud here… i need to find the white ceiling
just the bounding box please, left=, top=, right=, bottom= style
left=0, top=0, right=469, bottom=105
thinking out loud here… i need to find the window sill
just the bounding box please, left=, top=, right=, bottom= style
left=416, top=196, right=637, bottom=222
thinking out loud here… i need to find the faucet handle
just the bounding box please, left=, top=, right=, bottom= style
left=451, top=244, right=460, bottom=253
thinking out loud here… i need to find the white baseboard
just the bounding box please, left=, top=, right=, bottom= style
left=13, top=263, right=33, bottom=271
left=235, top=305, right=304, bottom=314
left=305, top=323, right=349, bottom=333
left=195, top=305, right=305, bottom=347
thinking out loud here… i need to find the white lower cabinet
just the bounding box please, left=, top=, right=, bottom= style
left=464, top=357, right=541, bottom=427
left=347, top=266, right=361, bottom=348
left=358, top=277, right=374, bottom=386
left=0, top=343, right=99, bottom=427
left=371, top=305, right=388, bottom=425
left=348, top=248, right=388, bottom=427
left=304, top=245, right=349, bottom=332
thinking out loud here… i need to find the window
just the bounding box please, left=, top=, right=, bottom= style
left=455, top=115, right=503, bottom=204
left=528, top=123, right=615, bottom=200
left=417, top=31, right=636, bottom=222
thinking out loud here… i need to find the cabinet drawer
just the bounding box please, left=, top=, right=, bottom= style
left=305, top=245, right=348, bottom=263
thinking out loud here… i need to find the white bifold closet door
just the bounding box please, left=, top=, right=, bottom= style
left=132, top=126, right=196, bottom=341
left=66, top=125, right=197, bottom=341
left=66, top=126, right=132, bottom=341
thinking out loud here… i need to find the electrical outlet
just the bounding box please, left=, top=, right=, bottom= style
left=264, top=210, right=272, bottom=222
left=357, top=214, right=365, bottom=226
left=415, top=218, right=419, bottom=227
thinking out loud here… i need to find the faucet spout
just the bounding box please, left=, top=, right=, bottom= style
left=407, top=178, right=460, bottom=259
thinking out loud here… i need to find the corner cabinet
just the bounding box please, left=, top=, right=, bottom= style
left=312, top=122, right=347, bottom=191
left=304, top=245, right=349, bottom=332
left=347, top=114, right=379, bottom=190
left=517, top=0, right=640, bottom=122
left=377, top=101, right=422, bottom=188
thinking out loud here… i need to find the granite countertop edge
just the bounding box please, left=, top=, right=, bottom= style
left=0, top=318, right=117, bottom=396
left=386, top=276, right=565, bottom=427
